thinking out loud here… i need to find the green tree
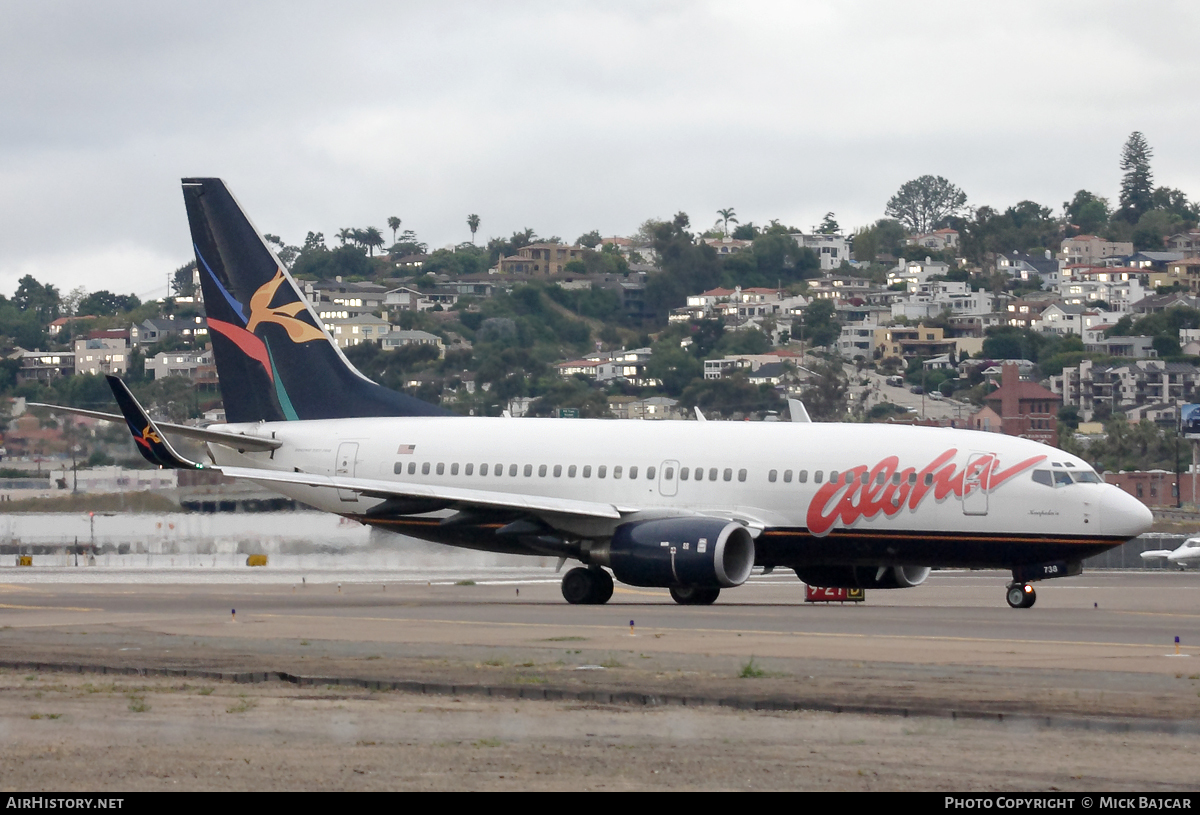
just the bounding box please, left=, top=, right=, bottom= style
left=1133, top=209, right=1183, bottom=251
left=1064, top=190, right=1111, bottom=235
left=13, top=275, right=60, bottom=323
left=76, top=291, right=141, bottom=317
left=885, top=175, right=968, bottom=234
left=361, top=227, right=385, bottom=256
left=799, top=299, right=840, bottom=348
left=387, top=217, right=401, bottom=244
left=717, top=207, right=738, bottom=237
left=467, top=214, right=481, bottom=244
left=1118, top=131, right=1154, bottom=224
left=171, top=261, right=197, bottom=298
left=800, top=359, right=849, bottom=421
left=817, top=212, right=839, bottom=234
left=576, top=230, right=602, bottom=249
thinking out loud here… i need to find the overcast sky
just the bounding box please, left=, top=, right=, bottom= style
left=2, top=0, right=1199, bottom=301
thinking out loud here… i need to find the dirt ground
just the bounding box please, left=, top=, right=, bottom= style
left=3, top=574, right=1199, bottom=791
left=0, top=658, right=1198, bottom=792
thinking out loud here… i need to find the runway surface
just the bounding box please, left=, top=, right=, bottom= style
left=3, top=566, right=1200, bottom=791
left=1, top=568, right=1197, bottom=670
left=2, top=567, right=1199, bottom=716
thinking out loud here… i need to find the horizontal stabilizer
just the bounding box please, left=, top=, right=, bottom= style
left=27, top=402, right=281, bottom=453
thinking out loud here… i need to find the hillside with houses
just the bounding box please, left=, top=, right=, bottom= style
left=3, top=132, right=1200, bottom=506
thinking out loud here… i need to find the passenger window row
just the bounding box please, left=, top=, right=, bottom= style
left=393, top=461, right=656, bottom=480
left=392, top=461, right=754, bottom=484
left=766, top=469, right=930, bottom=487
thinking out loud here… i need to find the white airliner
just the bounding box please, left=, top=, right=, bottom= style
left=38, top=178, right=1154, bottom=609
left=1140, top=537, right=1200, bottom=569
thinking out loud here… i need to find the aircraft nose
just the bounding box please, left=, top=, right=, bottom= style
left=1101, top=486, right=1154, bottom=539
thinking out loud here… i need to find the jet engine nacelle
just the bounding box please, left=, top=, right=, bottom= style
left=595, top=517, right=756, bottom=589
left=795, top=565, right=931, bottom=589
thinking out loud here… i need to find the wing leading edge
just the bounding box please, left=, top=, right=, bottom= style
left=102, top=376, right=623, bottom=521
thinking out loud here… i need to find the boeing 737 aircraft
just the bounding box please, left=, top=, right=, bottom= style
left=40, top=178, right=1154, bottom=608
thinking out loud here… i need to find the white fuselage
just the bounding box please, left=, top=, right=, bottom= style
left=204, top=417, right=1151, bottom=567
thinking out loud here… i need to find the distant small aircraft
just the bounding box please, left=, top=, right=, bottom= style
left=1140, top=537, right=1200, bottom=569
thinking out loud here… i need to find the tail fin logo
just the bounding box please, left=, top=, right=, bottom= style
left=246, top=270, right=326, bottom=343
left=202, top=261, right=325, bottom=384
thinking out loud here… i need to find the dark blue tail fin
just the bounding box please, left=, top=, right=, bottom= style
left=182, top=178, right=450, bottom=422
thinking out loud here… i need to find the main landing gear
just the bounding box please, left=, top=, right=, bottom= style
left=561, top=566, right=614, bottom=605
left=1005, top=582, right=1036, bottom=609
left=669, top=586, right=720, bottom=605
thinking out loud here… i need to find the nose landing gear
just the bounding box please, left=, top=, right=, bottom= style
left=1005, top=582, right=1036, bottom=609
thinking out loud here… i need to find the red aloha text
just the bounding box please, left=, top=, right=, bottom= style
left=804, top=448, right=1046, bottom=536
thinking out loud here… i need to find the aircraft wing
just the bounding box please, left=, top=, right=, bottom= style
left=217, top=465, right=623, bottom=520
left=1140, top=549, right=1173, bottom=560
left=26, top=401, right=281, bottom=453
left=102, top=374, right=624, bottom=521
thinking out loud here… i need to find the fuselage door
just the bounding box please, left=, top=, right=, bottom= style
left=335, top=442, right=359, bottom=503
left=962, top=451, right=990, bottom=516
left=659, top=460, right=679, bottom=497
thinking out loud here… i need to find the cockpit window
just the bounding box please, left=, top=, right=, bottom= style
left=1033, top=468, right=1101, bottom=487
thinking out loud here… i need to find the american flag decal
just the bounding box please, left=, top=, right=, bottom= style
left=397, top=444, right=416, bottom=454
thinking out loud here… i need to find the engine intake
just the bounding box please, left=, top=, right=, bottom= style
left=795, top=565, right=931, bottom=589
left=596, top=518, right=756, bottom=589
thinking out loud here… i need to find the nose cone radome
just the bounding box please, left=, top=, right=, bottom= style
left=1102, top=486, right=1154, bottom=539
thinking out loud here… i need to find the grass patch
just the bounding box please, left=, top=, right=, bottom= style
left=81, top=682, right=118, bottom=695
left=542, top=636, right=588, bottom=642
left=0, top=492, right=182, bottom=514
left=226, top=696, right=257, bottom=714
left=127, top=695, right=150, bottom=713
left=739, top=657, right=767, bottom=678
left=600, top=657, right=623, bottom=669
left=455, top=580, right=476, bottom=586
left=473, top=738, right=502, bottom=748
left=481, top=658, right=508, bottom=667
left=197, top=687, right=214, bottom=696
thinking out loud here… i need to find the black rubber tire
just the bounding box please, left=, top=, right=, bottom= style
left=562, top=567, right=595, bottom=604
left=1005, top=584, right=1025, bottom=608
left=669, top=586, right=720, bottom=605
left=589, top=568, right=614, bottom=604
left=1006, top=583, right=1037, bottom=609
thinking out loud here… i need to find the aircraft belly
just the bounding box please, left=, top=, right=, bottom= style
left=755, top=528, right=1125, bottom=569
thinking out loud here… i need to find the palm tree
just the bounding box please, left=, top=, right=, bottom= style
left=717, top=207, right=738, bottom=237
left=362, top=227, right=385, bottom=256
left=387, top=217, right=401, bottom=244
left=336, top=228, right=353, bottom=247
left=467, top=214, right=481, bottom=244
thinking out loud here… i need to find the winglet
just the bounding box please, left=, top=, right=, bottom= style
left=694, top=406, right=707, bottom=422
left=105, top=376, right=203, bottom=470
left=788, top=398, right=811, bottom=423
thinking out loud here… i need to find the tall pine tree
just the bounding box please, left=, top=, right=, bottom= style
left=1118, top=131, right=1154, bottom=224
